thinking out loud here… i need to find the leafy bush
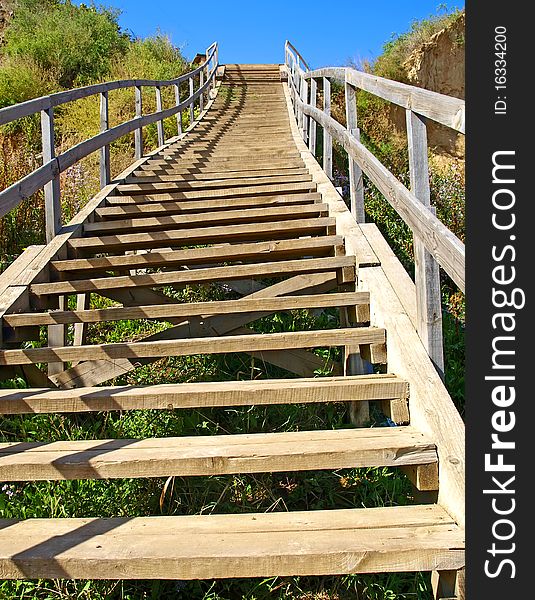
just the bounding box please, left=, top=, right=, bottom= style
left=3, top=0, right=129, bottom=88
left=0, top=56, right=55, bottom=109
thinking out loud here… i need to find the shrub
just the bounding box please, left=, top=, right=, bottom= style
left=3, top=0, right=129, bottom=88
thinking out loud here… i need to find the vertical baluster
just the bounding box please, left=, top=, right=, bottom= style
left=40, top=107, right=61, bottom=242
left=323, top=77, right=333, bottom=180
left=345, top=78, right=365, bottom=222
left=134, top=85, right=143, bottom=159
left=189, top=76, right=195, bottom=126
left=406, top=109, right=444, bottom=376
left=99, top=91, right=111, bottom=188
left=199, top=69, right=205, bottom=112
left=155, top=86, right=165, bottom=147
left=300, top=76, right=309, bottom=142
left=309, top=78, right=317, bottom=155
left=174, top=83, right=183, bottom=135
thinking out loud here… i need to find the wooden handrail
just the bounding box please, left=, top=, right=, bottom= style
left=0, top=45, right=218, bottom=126
left=0, top=42, right=219, bottom=237
left=285, top=41, right=465, bottom=374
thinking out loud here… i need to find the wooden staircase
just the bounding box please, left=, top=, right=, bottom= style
left=0, top=64, right=465, bottom=594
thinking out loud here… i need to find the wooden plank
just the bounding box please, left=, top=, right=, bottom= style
left=0, top=246, right=44, bottom=297
left=134, top=86, right=143, bottom=160
left=0, top=327, right=385, bottom=366
left=84, top=203, right=329, bottom=234
left=323, top=77, right=333, bottom=179
left=67, top=217, right=336, bottom=254
left=115, top=174, right=313, bottom=194
left=51, top=236, right=341, bottom=274
left=5, top=292, right=368, bottom=327
left=0, top=505, right=464, bottom=579
left=96, top=193, right=322, bottom=219
left=344, top=80, right=365, bottom=223
left=106, top=182, right=316, bottom=203
left=32, top=256, right=353, bottom=296
left=99, top=91, right=111, bottom=188
left=0, top=427, right=436, bottom=481
left=126, top=168, right=309, bottom=183
left=406, top=109, right=444, bottom=376
left=0, top=374, right=408, bottom=414
left=41, top=107, right=62, bottom=241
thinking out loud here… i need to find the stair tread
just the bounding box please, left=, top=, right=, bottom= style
left=0, top=374, right=408, bottom=414
left=0, top=426, right=436, bottom=481
left=0, top=505, right=464, bottom=579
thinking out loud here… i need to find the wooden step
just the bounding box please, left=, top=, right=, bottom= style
left=126, top=168, right=309, bottom=183
left=0, top=427, right=436, bottom=481
left=5, top=291, right=368, bottom=327
left=0, top=374, right=408, bottom=414
left=31, top=255, right=354, bottom=295
left=105, top=182, right=316, bottom=204
left=95, top=193, right=322, bottom=219
left=114, top=174, right=314, bottom=195
left=85, top=203, right=329, bottom=234
left=50, top=235, right=341, bottom=273
left=0, top=505, right=464, bottom=579
left=0, top=327, right=385, bottom=365
left=67, top=217, right=335, bottom=254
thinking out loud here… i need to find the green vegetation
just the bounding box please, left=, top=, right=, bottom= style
left=0, top=3, right=464, bottom=598
left=0, top=0, right=189, bottom=264
left=374, top=6, right=464, bottom=82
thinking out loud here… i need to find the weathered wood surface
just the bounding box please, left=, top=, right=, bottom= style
left=0, top=505, right=463, bottom=579
left=0, top=427, right=437, bottom=481
left=5, top=291, right=368, bottom=327
left=303, top=66, right=465, bottom=133
left=0, top=374, right=408, bottom=414
left=0, top=327, right=385, bottom=365
left=0, top=60, right=465, bottom=584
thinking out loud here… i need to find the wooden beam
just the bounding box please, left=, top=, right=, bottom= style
left=406, top=109, right=444, bottom=376
left=67, top=217, right=336, bottom=254
left=0, top=426, right=437, bottom=481
left=5, top=292, right=369, bottom=327
left=51, top=236, right=341, bottom=274
left=31, top=256, right=354, bottom=296
left=0, top=505, right=464, bottom=579
left=0, top=328, right=386, bottom=366
left=0, top=374, right=407, bottom=414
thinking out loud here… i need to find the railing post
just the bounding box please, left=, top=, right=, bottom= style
left=40, top=107, right=61, bottom=242
left=99, top=91, right=111, bottom=189
left=155, top=86, right=165, bottom=147
left=134, top=85, right=143, bottom=159
left=345, top=77, right=365, bottom=222
left=174, top=83, right=183, bottom=135
left=309, top=78, right=317, bottom=155
left=323, top=77, right=333, bottom=180
left=406, top=109, right=444, bottom=377
left=300, top=76, right=309, bottom=142
left=199, top=70, right=205, bottom=112
left=189, top=76, right=195, bottom=126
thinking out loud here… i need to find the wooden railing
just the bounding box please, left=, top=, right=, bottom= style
left=0, top=42, right=219, bottom=242
left=285, top=41, right=465, bottom=376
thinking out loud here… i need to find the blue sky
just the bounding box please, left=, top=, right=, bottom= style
left=82, top=1, right=464, bottom=67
